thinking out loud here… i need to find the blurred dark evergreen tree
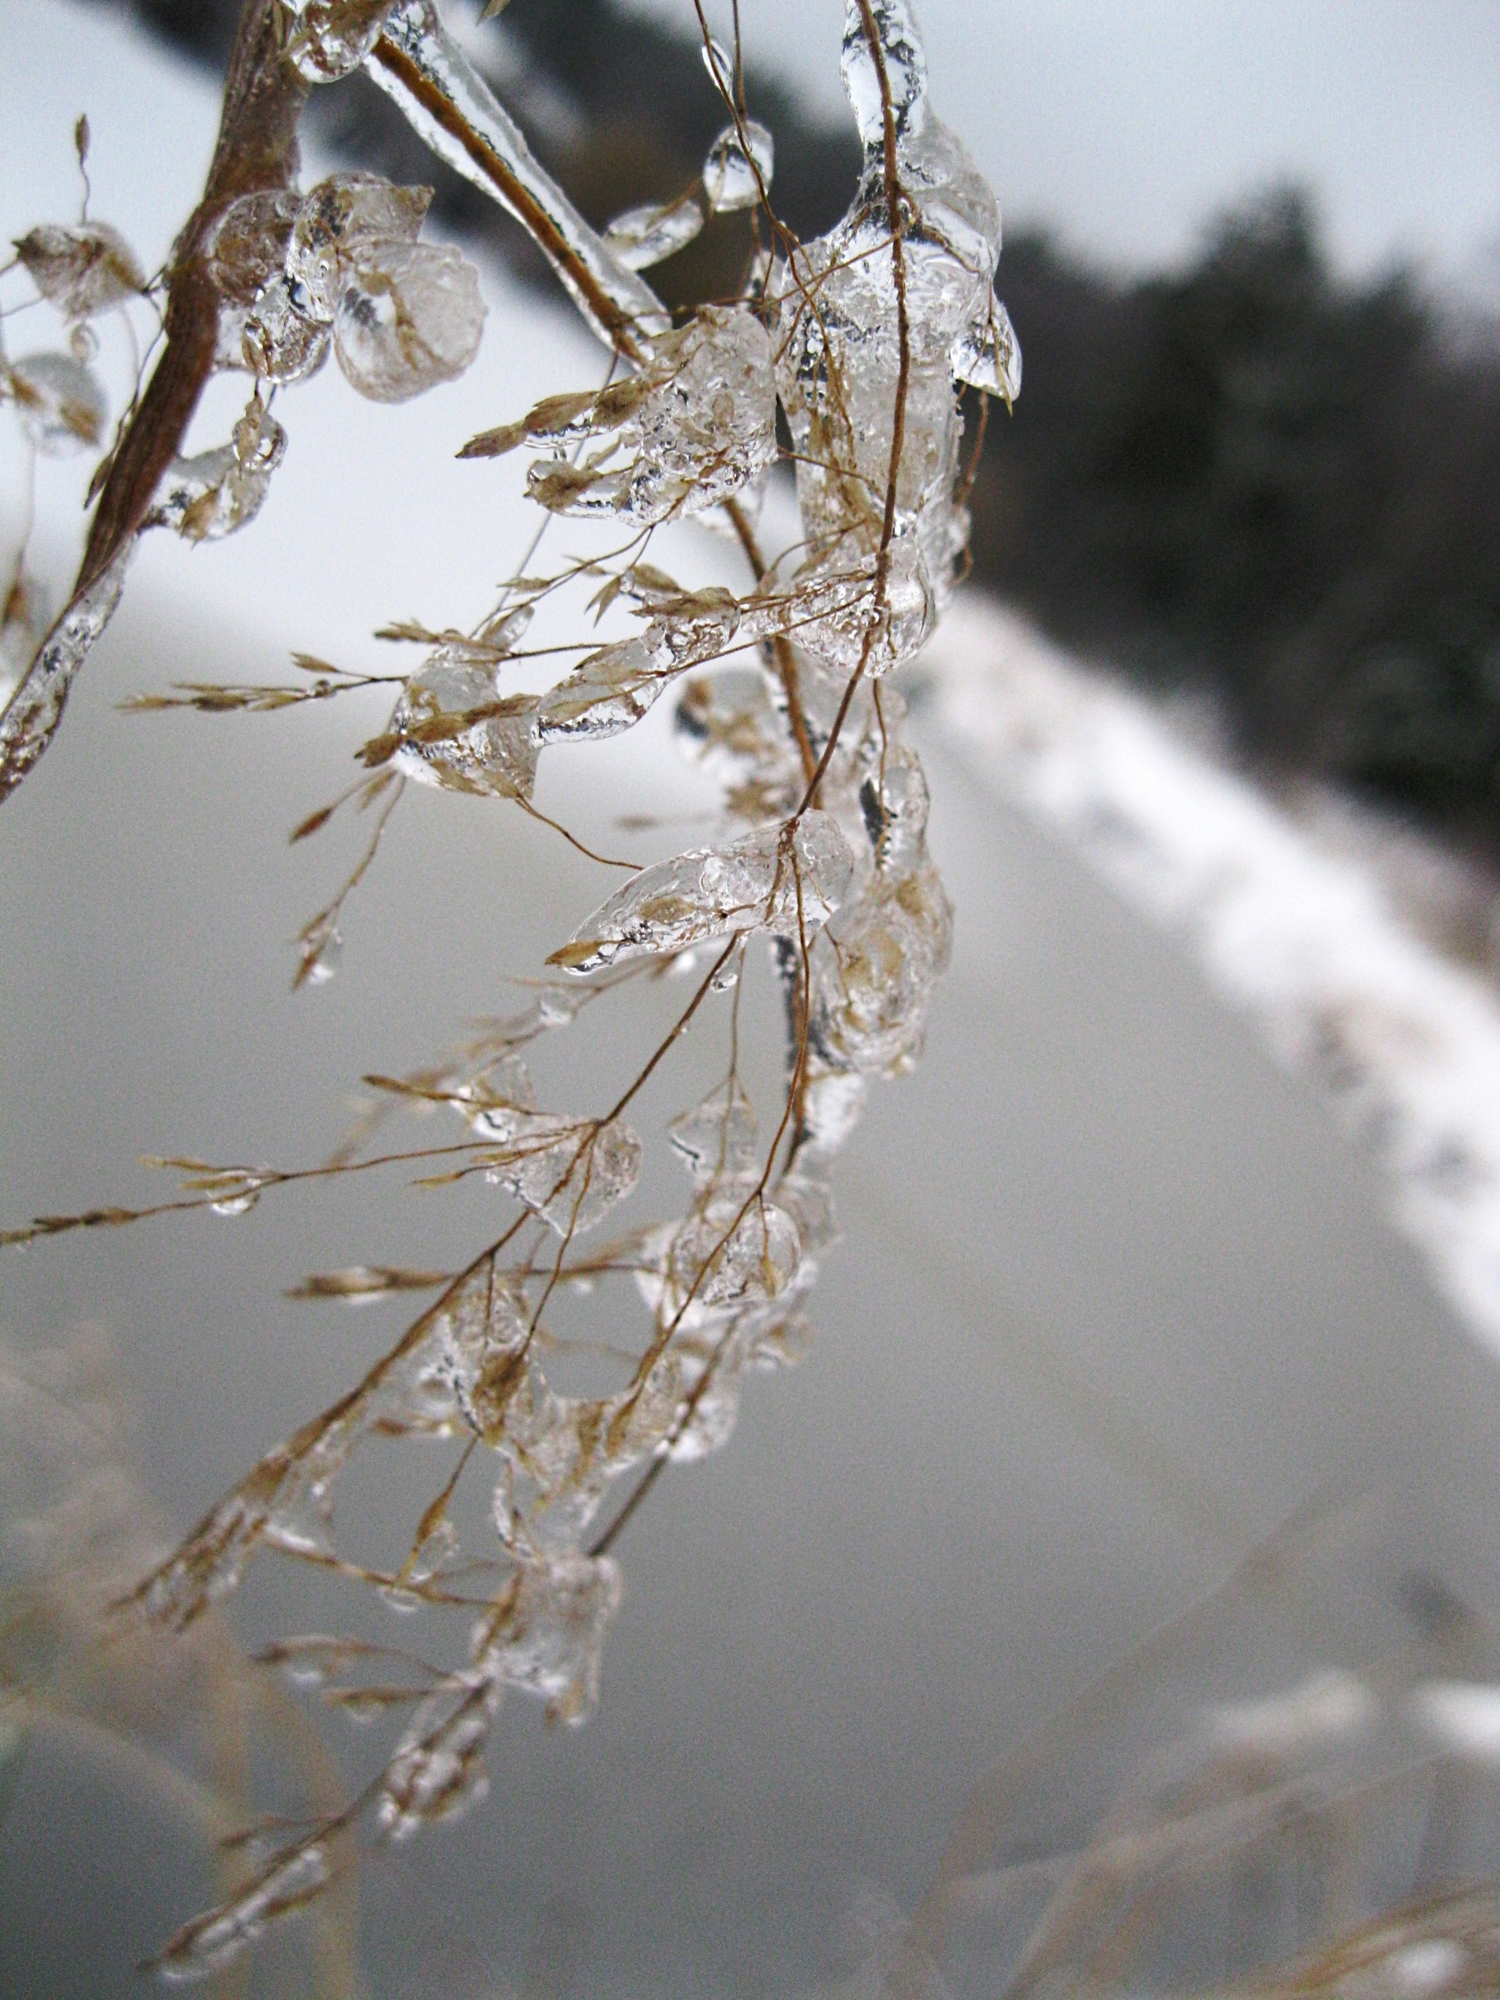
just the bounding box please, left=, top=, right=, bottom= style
left=86, top=0, right=1500, bottom=852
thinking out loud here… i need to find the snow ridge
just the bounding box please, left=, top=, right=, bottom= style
left=930, top=595, right=1500, bottom=1352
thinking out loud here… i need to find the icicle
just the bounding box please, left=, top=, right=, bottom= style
left=951, top=297, right=1021, bottom=403
left=840, top=0, right=929, bottom=154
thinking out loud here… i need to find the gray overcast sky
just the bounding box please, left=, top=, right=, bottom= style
left=625, top=0, right=1500, bottom=287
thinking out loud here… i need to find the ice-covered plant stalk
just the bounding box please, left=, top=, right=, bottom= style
left=0, top=0, right=1019, bottom=1976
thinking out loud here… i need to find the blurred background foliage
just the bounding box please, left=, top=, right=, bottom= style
left=94, top=0, right=1500, bottom=853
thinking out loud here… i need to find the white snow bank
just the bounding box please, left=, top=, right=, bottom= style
left=928, top=595, right=1500, bottom=1352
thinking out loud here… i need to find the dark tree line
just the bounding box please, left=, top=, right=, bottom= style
left=89, top=0, right=1500, bottom=852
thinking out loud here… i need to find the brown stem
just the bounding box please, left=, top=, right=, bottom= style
left=723, top=497, right=817, bottom=785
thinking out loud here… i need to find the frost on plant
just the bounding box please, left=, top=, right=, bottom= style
left=1, top=0, right=1030, bottom=1974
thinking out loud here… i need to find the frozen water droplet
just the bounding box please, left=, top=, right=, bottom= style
left=333, top=240, right=486, bottom=403
left=553, top=810, right=853, bottom=974
left=304, top=928, right=342, bottom=986
left=702, top=120, right=773, bottom=213
left=700, top=34, right=734, bottom=92
left=281, top=0, right=397, bottom=82
left=602, top=197, right=705, bottom=272
left=211, top=1188, right=261, bottom=1218
left=14, top=222, right=145, bottom=320
left=951, top=298, right=1021, bottom=403
left=669, top=1081, right=759, bottom=1185
left=151, top=401, right=288, bottom=544
left=7, top=352, right=107, bottom=456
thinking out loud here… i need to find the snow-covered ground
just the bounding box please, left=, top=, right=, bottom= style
left=927, top=600, right=1500, bottom=1351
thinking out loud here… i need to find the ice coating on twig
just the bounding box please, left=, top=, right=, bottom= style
left=551, top=812, right=855, bottom=973
left=365, top=0, right=670, bottom=351
left=0, top=551, right=129, bottom=804
left=155, top=1841, right=332, bottom=1981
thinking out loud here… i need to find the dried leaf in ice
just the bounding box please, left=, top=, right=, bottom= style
left=469, top=1104, right=642, bottom=1235
left=206, top=189, right=301, bottom=305
left=6, top=352, right=106, bottom=455
left=149, top=399, right=288, bottom=543
left=478, top=1551, right=622, bottom=1722
left=646, top=1186, right=803, bottom=1324
left=512, top=308, right=775, bottom=524
left=752, top=535, right=935, bottom=677
left=288, top=170, right=431, bottom=320
left=951, top=297, right=1021, bottom=403
left=385, top=652, right=539, bottom=799
left=810, top=859, right=953, bottom=1076
left=14, top=221, right=144, bottom=319
left=334, top=239, right=486, bottom=402
left=377, top=1669, right=500, bottom=1841
left=206, top=190, right=333, bottom=384
left=155, top=1841, right=331, bottom=1982
left=536, top=637, right=662, bottom=744
left=553, top=811, right=854, bottom=973
left=536, top=587, right=740, bottom=744
left=602, top=196, right=704, bottom=271
left=702, top=119, right=773, bottom=213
